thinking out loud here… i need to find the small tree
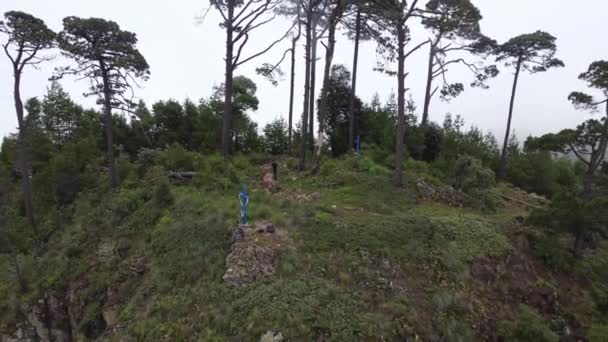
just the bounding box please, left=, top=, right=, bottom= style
left=495, top=31, right=564, bottom=179
left=568, top=61, right=608, bottom=197
left=1, top=11, right=56, bottom=231
left=41, top=81, right=83, bottom=146
left=263, top=118, right=289, bottom=155
left=56, top=17, right=150, bottom=189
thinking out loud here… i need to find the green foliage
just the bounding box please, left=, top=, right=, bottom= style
left=262, top=118, right=289, bottom=155
left=57, top=16, right=150, bottom=95
left=149, top=190, right=231, bottom=291
left=500, top=305, right=559, bottom=342
left=506, top=149, right=578, bottom=198
left=530, top=232, right=575, bottom=272
left=496, top=31, right=564, bottom=73
left=425, top=211, right=512, bottom=263
left=433, top=115, right=499, bottom=179
left=227, top=279, right=363, bottom=341
left=449, top=155, right=495, bottom=195
left=195, top=154, right=244, bottom=191
left=40, top=81, right=84, bottom=145
left=0, top=11, right=56, bottom=57
left=321, top=65, right=364, bottom=156
left=530, top=191, right=608, bottom=252
left=156, top=143, right=200, bottom=171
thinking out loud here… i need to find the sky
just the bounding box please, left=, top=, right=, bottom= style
left=1, top=0, right=607, bottom=144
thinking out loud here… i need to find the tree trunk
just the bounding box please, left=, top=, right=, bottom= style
left=13, top=71, right=36, bottom=231
left=348, top=8, right=361, bottom=151
left=421, top=40, right=435, bottom=127
left=100, top=62, right=119, bottom=189
left=222, top=2, right=235, bottom=157
left=498, top=55, right=523, bottom=180
left=308, top=34, right=318, bottom=149
left=392, top=24, right=406, bottom=187
left=582, top=170, right=594, bottom=199
left=288, top=37, right=297, bottom=144
left=9, top=253, right=28, bottom=293
left=312, top=1, right=343, bottom=174
left=298, top=13, right=313, bottom=171
left=573, top=228, right=586, bottom=257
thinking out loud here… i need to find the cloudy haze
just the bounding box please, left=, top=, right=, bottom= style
left=1, top=0, right=607, bottom=143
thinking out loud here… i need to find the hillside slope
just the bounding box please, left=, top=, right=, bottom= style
left=1, top=154, right=606, bottom=341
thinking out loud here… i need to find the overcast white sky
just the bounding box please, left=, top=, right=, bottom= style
left=1, top=0, right=607, bottom=143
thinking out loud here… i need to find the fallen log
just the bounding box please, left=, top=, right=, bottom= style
left=168, top=171, right=198, bottom=181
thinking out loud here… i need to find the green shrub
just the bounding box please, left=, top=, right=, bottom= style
left=531, top=233, right=574, bottom=272
left=449, top=155, right=495, bottom=195
left=506, top=151, right=577, bottom=198
left=500, top=305, right=559, bottom=342
left=157, top=143, right=200, bottom=171
left=195, top=154, right=242, bottom=191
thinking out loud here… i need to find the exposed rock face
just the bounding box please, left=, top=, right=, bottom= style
left=415, top=179, right=469, bottom=207
left=1, top=324, right=38, bottom=342
left=23, top=292, right=72, bottom=342
left=223, top=222, right=290, bottom=287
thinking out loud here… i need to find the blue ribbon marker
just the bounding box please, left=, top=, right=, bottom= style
left=239, top=185, right=249, bottom=225
left=355, top=135, right=361, bottom=156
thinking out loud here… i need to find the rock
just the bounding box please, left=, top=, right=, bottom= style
left=223, top=243, right=276, bottom=286
left=25, top=291, right=72, bottom=342
left=415, top=179, right=469, bottom=207
left=260, top=331, right=284, bottom=342
left=285, top=191, right=321, bottom=202
left=97, top=240, right=116, bottom=265
left=232, top=225, right=246, bottom=243
left=223, top=223, right=290, bottom=286
left=2, top=324, right=38, bottom=342
left=102, top=305, right=120, bottom=328
left=266, top=224, right=275, bottom=234
left=66, top=277, right=107, bottom=340
left=128, top=256, right=148, bottom=275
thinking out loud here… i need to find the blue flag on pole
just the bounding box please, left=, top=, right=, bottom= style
left=239, top=185, right=249, bottom=225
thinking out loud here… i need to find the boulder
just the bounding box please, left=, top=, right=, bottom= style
left=24, top=292, right=72, bottom=342
left=260, top=331, right=284, bottom=342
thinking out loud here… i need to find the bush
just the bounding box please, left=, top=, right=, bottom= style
left=500, top=305, right=559, bottom=342
left=449, top=155, right=495, bottom=194
left=157, top=143, right=200, bottom=171
left=531, top=233, right=575, bottom=272
left=506, top=151, right=577, bottom=198
left=195, top=154, right=242, bottom=191
left=445, top=155, right=497, bottom=209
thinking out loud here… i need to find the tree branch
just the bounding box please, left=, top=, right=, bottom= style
left=234, top=21, right=295, bottom=68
